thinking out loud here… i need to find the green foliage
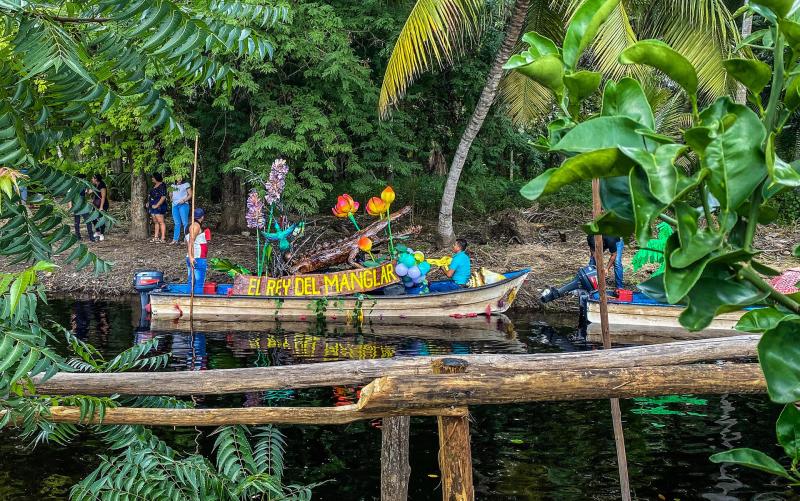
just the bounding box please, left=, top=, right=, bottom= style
left=72, top=424, right=318, bottom=500
left=632, top=222, right=673, bottom=275
left=209, top=257, right=251, bottom=278
left=507, top=0, right=800, bottom=484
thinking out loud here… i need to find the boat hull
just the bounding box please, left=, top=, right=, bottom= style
left=149, top=270, right=529, bottom=322
left=587, top=299, right=744, bottom=335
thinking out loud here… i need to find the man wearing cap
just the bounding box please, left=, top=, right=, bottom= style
left=186, top=208, right=208, bottom=292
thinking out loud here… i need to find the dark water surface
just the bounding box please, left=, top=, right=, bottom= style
left=0, top=299, right=791, bottom=500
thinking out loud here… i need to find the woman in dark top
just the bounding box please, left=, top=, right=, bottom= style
left=91, top=174, right=109, bottom=241
left=148, top=172, right=168, bottom=243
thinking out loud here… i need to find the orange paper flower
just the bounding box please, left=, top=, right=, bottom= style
left=332, top=194, right=359, bottom=218
left=381, top=186, right=395, bottom=206
left=366, top=196, right=388, bottom=216
left=358, top=236, right=373, bottom=252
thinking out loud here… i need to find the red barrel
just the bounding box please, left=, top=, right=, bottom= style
left=203, top=282, right=217, bottom=295
left=617, top=289, right=633, bottom=302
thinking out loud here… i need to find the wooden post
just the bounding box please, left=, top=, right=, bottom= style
left=189, top=135, right=199, bottom=326
left=432, top=358, right=473, bottom=501
left=381, top=416, right=411, bottom=501
left=591, top=178, right=631, bottom=501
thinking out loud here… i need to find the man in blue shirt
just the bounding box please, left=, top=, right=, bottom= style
left=430, top=238, right=471, bottom=292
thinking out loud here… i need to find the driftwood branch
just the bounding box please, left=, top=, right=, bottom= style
left=35, top=335, right=759, bottom=396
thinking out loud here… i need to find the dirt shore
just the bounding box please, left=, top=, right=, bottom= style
left=5, top=204, right=800, bottom=312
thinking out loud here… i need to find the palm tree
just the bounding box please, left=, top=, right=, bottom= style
left=379, top=0, right=743, bottom=246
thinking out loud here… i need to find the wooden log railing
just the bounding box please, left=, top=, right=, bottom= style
left=34, top=334, right=759, bottom=396
left=18, top=337, right=766, bottom=501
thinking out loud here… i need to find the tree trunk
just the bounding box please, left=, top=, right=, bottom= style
left=436, top=0, right=530, bottom=247
left=735, top=13, right=753, bottom=104
left=128, top=168, right=149, bottom=239
left=218, top=172, right=245, bottom=234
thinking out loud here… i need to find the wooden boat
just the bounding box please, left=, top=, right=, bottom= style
left=586, top=291, right=745, bottom=334
left=147, top=269, right=530, bottom=322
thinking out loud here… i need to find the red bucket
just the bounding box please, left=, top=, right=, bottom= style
left=203, top=282, right=217, bottom=295
left=617, top=289, right=633, bottom=302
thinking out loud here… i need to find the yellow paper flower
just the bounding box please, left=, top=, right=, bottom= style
left=381, top=186, right=395, bottom=206
left=366, top=196, right=388, bottom=216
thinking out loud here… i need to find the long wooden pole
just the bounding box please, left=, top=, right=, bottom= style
left=189, top=134, right=199, bottom=326
left=34, top=335, right=760, bottom=395
left=381, top=416, right=411, bottom=501
left=27, top=363, right=765, bottom=426
left=591, top=178, right=631, bottom=501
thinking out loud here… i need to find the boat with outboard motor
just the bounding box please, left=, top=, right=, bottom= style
left=134, top=268, right=530, bottom=322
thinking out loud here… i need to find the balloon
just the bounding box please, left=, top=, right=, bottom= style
left=407, top=266, right=421, bottom=280
left=402, top=276, right=414, bottom=287
left=418, top=261, right=431, bottom=275
left=395, top=263, right=408, bottom=276
left=413, top=251, right=424, bottom=263
left=413, top=275, right=424, bottom=284
left=399, top=253, right=416, bottom=268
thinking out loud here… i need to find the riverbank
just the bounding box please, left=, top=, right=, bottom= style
left=6, top=204, right=799, bottom=312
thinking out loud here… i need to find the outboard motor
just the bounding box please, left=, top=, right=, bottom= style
left=133, top=270, right=164, bottom=320
left=540, top=265, right=598, bottom=303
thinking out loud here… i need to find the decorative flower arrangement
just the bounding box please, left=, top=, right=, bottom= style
left=246, top=190, right=265, bottom=229
left=264, top=158, right=288, bottom=205
left=332, top=194, right=361, bottom=230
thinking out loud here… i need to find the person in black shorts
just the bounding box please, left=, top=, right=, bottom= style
left=148, top=172, right=168, bottom=243
left=587, top=234, right=624, bottom=289
left=90, top=173, right=109, bottom=241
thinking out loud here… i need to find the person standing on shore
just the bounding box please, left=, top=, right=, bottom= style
left=186, top=208, right=208, bottom=291
left=148, top=172, right=167, bottom=243
left=169, top=177, right=192, bottom=245
left=66, top=174, right=95, bottom=242
left=90, top=174, right=109, bottom=241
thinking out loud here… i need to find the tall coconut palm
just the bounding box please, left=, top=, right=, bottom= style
left=379, top=0, right=743, bottom=246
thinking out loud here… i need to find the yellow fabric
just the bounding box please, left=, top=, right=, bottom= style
left=427, top=256, right=452, bottom=268
left=467, top=268, right=506, bottom=288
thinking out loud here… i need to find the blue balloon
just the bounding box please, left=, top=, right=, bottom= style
left=395, top=263, right=409, bottom=276
left=418, top=261, right=431, bottom=275
left=399, top=253, right=416, bottom=268
left=407, top=265, right=421, bottom=280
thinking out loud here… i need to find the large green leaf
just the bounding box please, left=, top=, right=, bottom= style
left=722, top=59, right=772, bottom=95
left=752, top=0, right=797, bottom=17
left=521, top=32, right=560, bottom=58
left=618, top=40, right=698, bottom=97
left=638, top=273, right=668, bottom=303
left=663, top=233, right=709, bottom=303
left=600, top=175, right=634, bottom=220
left=777, top=403, right=800, bottom=460
left=680, top=276, right=769, bottom=331
left=629, top=166, right=668, bottom=246
left=669, top=202, right=723, bottom=268
left=620, top=144, right=685, bottom=204
left=520, top=148, right=634, bottom=200
left=552, top=116, right=650, bottom=153
left=582, top=209, right=635, bottom=238
left=513, top=55, right=564, bottom=93
left=710, top=449, right=793, bottom=479
left=600, top=78, right=655, bottom=130
left=759, top=320, right=800, bottom=403
left=780, top=19, right=800, bottom=51
left=736, top=307, right=800, bottom=333
left=693, top=98, right=768, bottom=212
left=562, top=0, right=621, bottom=70
left=767, top=133, right=800, bottom=188
left=564, top=70, right=602, bottom=106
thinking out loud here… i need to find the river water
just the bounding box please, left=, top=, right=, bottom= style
left=0, top=298, right=791, bottom=500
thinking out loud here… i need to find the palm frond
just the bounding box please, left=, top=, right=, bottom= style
left=379, top=0, right=485, bottom=118
left=591, top=3, right=650, bottom=81
left=499, top=70, right=555, bottom=126
left=642, top=0, right=739, bottom=100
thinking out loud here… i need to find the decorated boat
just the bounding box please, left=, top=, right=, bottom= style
left=137, top=267, right=530, bottom=323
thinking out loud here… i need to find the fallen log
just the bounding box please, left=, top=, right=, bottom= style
left=39, top=405, right=466, bottom=426
left=26, top=363, right=765, bottom=426
left=35, top=335, right=759, bottom=396
left=357, top=363, right=765, bottom=412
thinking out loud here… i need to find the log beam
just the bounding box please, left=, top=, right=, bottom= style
left=357, top=363, right=765, bottom=412
left=34, top=335, right=760, bottom=396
